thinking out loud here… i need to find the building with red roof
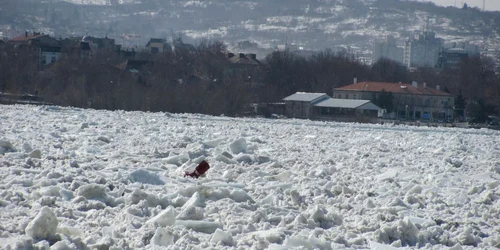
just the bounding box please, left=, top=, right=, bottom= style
left=334, top=81, right=454, bottom=121
left=9, top=32, right=62, bottom=65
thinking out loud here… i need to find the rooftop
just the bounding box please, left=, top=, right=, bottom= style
left=228, top=53, right=261, bottom=66
left=335, top=82, right=452, bottom=96
left=283, top=92, right=329, bottom=102
left=10, top=34, right=46, bottom=42
left=316, top=98, right=368, bottom=108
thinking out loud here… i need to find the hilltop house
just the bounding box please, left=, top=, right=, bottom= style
left=60, top=37, right=92, bottom=59
left=145, top=38, right=170, bottom=54
left=333, top=81, right=454, bottom=121
left=224, top=53, right=262, bottom=85
left=81, top=36, right=117, bottom=51
left=10, top=32, right=62, bottom=65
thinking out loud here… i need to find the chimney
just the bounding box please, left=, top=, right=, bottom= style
left=227, top=52, right=234, bottom=58
left=436, top=85, right=440, bottom=91
left=239, top=53, right=245, bottom=58
left=353, top=78, right=357, bottom=84
left=423, top=82, right=427, bottom=88
left=412, top=81, right=418, bottom=88
left=247, top=53, right=256, bottom=60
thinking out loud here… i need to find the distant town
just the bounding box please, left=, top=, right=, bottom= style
left=0, top=30, right=499, bottom=128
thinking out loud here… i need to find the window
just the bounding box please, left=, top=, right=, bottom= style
left=51, top=57, right=56, bottom=63
left=353, top=94, right=357, bottom=99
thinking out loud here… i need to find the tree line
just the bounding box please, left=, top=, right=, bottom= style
left=0, top=39, right=499, bottom=120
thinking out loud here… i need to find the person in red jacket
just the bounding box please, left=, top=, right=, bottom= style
left=184, top=161, right=210, bottom=178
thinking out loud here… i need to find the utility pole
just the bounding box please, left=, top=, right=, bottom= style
left=483, top=0, right=486, bottom=11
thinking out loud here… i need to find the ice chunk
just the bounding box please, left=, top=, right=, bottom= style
left=309, top=205, right=342, bottom=229
left=406, top=185, right=423, bottom=195
left=0, top=139, right=15, bottom=154
left=246, top=229, right=285, bottom=244
left=458, top=226, right=481, bottom=246
left=202, top=138, right=225, bottom=148
left=128, top=189, right=169, bottom=208
left=375, top=169, right=398, bottom=182
left=369, top=241, right=399, bottom=250
left=260, top=194, right=277, bottom=205
left=182, top=192, right=205, bottom=208
left=129, top=169, right=165, bottom=185
left=210, top=228, right=234, bottom=246
left=29, top=149, right=42, bottom=159
left=0, top=199, right=9, bottom=207
left=76, top=184, right=111, bottom=205
left=176, top=203, right=204, bottom=220
left=449, top=243, right=464, bottom=250
left=89, top=236, right=114, bottom=250
left=284, top=235, right=332, bottom=250
left=151, top=227, right=174, bottom=247
left=43, top=186, right=61, bottom=197
left=97, top=136, right=110, bottom=143
left=215, top=154, right=237, bottom=164
left=51, top=240, right=78, bottom=250
left=25, top=207, right=58, bottom=240
left=492, top=165, right=500, bottom=174
left=230, top=189, right=253, bottom=202
left=22, top=143, right=33, bottom=152
left=234, top=154, right=253, bottom=163
left=222, top=170, right=234, bottom=179
left=275, top=170, right=293, bottom=182
left=175, top=220, right=222, bottom=233
left=476, top=190, right=494, bottom=204
left=57, top=226, right=83, bottom=238
left=164, top=153, right=190, bottom=166
left=229, top=138, right=247, bottom=154
left=372, top=218, right=419, bottom=246
left=147, top=206, right=176, bottom=227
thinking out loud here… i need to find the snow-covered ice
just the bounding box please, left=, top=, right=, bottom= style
left=1, top=104, right=500, bottom=249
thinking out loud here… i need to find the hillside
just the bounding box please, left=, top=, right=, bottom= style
left=1, top=0, right=500, bottom=55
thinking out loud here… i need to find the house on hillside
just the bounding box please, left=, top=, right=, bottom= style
left=117, top=59, right=152, bottom=73
left=10, top=32, right=62, bottom=65
left=145, top=38, right=170, bottom=54
left=225, top=53, right=263, bottom=85
left=283, top=92, right=330, bottom=119
left=334, top=81, right=454, bottom=121
left=60, top=37, right=92, bottom=59
left=81, top=36, right=117, bottom=51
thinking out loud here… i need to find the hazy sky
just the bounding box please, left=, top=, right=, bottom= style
left=426, top=0, right=500, bottom=11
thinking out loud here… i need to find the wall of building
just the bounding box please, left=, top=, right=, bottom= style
left=333, top=89, right=454, bottom=121
left=285, top=101, right=312, bottom=118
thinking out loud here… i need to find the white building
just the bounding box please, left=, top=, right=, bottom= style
left=372, top=35, right=404, bottom=64
left=404, top=31, right=444, bottom=68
